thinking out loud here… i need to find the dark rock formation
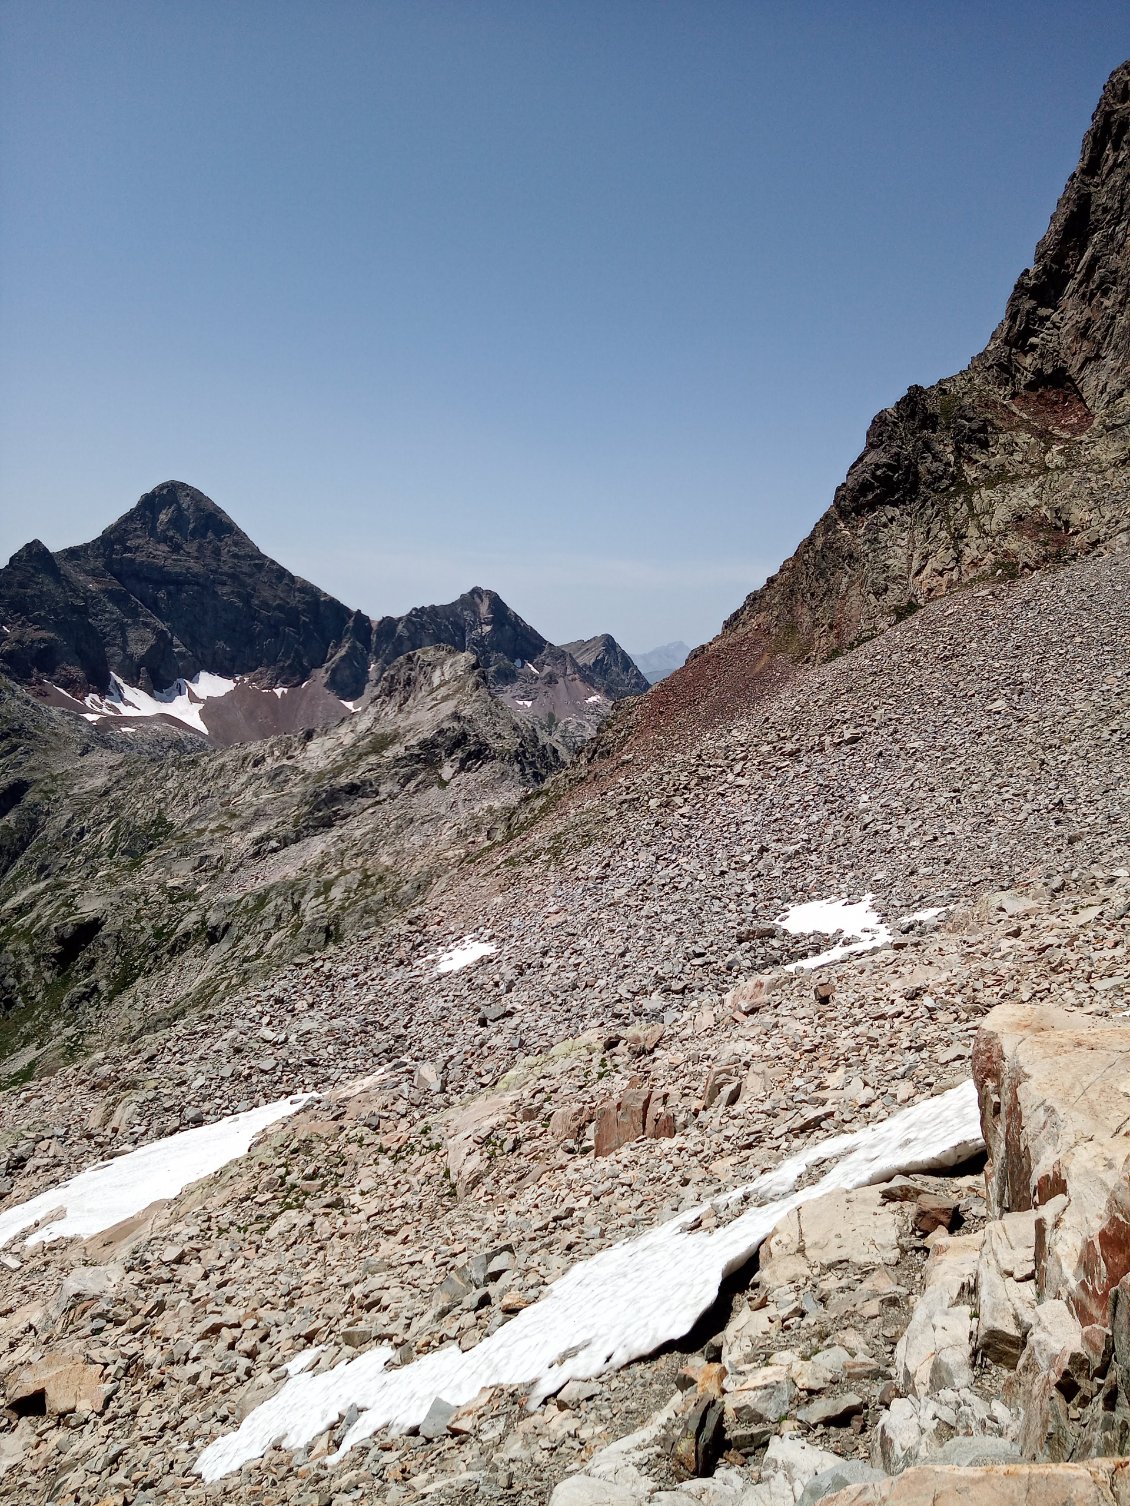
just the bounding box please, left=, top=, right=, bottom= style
left=667, top=62, right=1130, bottom=725
left=0, top=541, right=113, bottom=696
left=0, top=481, right=372, bottom=702
left=559, top=634, right=649, bottom=699
left=371, top=587, right=549, bottom=687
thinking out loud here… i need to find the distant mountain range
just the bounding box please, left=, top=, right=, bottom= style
left=630, top=641, right=691, bottom=683
left=0, top=481, right=649, bottom=747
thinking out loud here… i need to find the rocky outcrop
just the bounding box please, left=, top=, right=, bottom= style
left=633, top=63, right=1130, bottom=744
left=973, top=1005, right=1130, bottom=1332
left=0, top=482, right=372, bottom=702
left=372, top=587, right=549, bottom=687
left=819, top=1459, right=1130, bottom=1505
left=971, top=1004, right=1130, bottom=1461
left=868, top=1002, right=1130, bottom=1475
left=559, top=635, right=649, bottom=699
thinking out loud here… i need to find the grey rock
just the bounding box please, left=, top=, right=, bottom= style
left=797, top=1461, right=888, bottom=1505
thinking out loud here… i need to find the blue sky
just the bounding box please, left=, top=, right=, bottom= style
left=1, top=3, right=1127, bottom=651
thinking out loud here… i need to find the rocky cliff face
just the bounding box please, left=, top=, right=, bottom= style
left=560, top=634, right=650, bottom=699
left=0, top=482, right=373, bottom=703
left=672, top=62, right=1130, bottom=721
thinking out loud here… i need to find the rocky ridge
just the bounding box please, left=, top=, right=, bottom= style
left=1, top=503, right=647, bottom=750
left=624, top=61, right=1130, bottom=751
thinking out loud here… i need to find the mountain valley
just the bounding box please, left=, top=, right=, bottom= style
left=0, top=56, right=1128, bottom=1506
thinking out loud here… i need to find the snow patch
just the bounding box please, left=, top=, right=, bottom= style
left=777, top=896, right=948, bottom=970
left=777, top=894, right=891, bottom=969
left=516, top=699, right=534, bottom=708
left=82, top=672, right=238, bottom=735
left=585, top=695, right=602, bottom=704
left=284, top=1347, right=326, bottom=1377
left=0, top=1095, right=311, bottom=1250
left=434, top=938, right=497, bottom=974
left=195, top=1082, right=982, bottom=1480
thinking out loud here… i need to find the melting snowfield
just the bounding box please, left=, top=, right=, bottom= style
left=195, top=1080, right=982, bottom=1481
left=435, top=938, right=498, bottom=974
left=0, top=1094, right=310, bottom=1250
left=776, top=894, right=891, bottom=969
left=80, top=671, right=238, bottom=735
left=777, top=895, right=946, bottom=971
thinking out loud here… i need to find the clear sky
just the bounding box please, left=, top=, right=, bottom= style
left=1, top=3, right=1127, bottom=652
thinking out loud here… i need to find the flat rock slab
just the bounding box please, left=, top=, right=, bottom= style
left=819, top=1459, right=1130, bottom=1504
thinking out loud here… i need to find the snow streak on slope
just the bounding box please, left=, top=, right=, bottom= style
left=435, top=938, right=498, bottom=974
left=195, top=1081, right=982, bottom=1481
left=777, top=895, right=891, bottom=970
left=0, top=1095, right=311, bottom=1249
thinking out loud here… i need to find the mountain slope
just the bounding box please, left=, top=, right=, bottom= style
left=559, top=633, right=650, bottom=698
left=634, top=61, right=1130, bottom=747
left=0, top=647, right=563, bottom=1061
left=1, top=481, right=372, bottom=703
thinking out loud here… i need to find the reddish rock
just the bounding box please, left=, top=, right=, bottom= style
left=547, top=1103, right=590, bottom=1144
left=973, top=1004, right=1130, bottom=1331
left=913, top=1193, right=957, bottom=1235
left=594, top=1086, right=651, bottom=1158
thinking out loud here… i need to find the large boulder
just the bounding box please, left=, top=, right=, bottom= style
left=973, top=1005, right=1130, bottom=1329
left=817, top=1459, right=1130, bottom=1504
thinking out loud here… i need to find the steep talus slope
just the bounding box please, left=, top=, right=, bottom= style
left=629, top=61, right=1130, bottom=750
left=0, top=544, right=1126, bottom=1505
left=0, top=647, right=562, bottom=1068
left=0, top=481, right=372, bottom=702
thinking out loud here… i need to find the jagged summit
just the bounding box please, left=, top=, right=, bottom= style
left=1, top=486, right=647, bottom=746
left=0, top=482, right=371, bottom=712
left=560, top=633, right=650, bottom=699
left=372, top=587, right=550, bottom=683
left=98, top=479, right=246, bottom=546
left=982, top=59, right=1130, bottom=411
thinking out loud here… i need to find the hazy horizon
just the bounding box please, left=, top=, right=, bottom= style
left=2, top=3, right=1127, bottom=649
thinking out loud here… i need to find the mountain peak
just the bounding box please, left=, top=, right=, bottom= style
left=981, top=59, right=1130, bottom=412
left=105, top=481, right=244, bottom=548
left=1, top=482, right=372, bottom=711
